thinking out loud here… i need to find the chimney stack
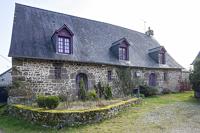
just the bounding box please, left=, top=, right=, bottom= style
left=145, top=27, right=154, bottom=36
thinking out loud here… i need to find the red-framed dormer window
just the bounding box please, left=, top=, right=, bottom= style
left=52, top=24, right=74, bottom=55
left=58, top=37, right=71, bottom=54
left=160, top=52, right=166, bottom=64
left=119, top=47, right=128, bottom=60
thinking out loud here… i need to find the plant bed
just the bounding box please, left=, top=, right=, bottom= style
left=8, top=98, right=141, bottom=128
left=56, top=99, right=122, bottom=110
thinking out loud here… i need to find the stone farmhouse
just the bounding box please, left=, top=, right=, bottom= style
left=9, top=4, right=185, bottom=100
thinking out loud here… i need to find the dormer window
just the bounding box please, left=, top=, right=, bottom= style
left=148, top=46, right=166, bottom=64
left=110, top=38, right=130, bottom=61
left=119, top=47, right=128, bottom=60
left=58, top=37, right=71, bottom=54
left=160, top=52, right=166, bottom=64
left=52, top=24, right=74, bottom=55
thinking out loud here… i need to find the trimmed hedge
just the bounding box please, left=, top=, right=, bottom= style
left=36, top=95, right=60, bottom=109
left=8, top=98, right=141, bottom=128
left=139, top=85, right=158, bottom=97
left=87, top=90, right=98, bottom=100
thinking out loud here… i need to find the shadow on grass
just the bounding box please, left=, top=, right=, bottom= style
left=182, top=95, right=200, bottom=104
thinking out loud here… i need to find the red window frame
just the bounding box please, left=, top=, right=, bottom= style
left=58, top=36, right=71, bottom=54
left=119, top=47, right=127, bottom=60
left=160, top=53, right=166, bottom=64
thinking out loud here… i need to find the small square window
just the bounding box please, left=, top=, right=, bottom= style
left=55, top=66, right=61, bottom=79
left=108, top=71, right=112, bottom=81
left=164, top=72, right=168, bottom=81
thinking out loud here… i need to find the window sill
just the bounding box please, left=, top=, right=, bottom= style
left=56, top=52, right=72, bottom=55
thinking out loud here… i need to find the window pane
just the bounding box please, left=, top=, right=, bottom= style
left=119, top=47, right=127, bottom=60
left=108, top=71, right=112, bottom=81
left=119, top=48, right=123, bottom=60
left=58, top=37, right=71, bottom=54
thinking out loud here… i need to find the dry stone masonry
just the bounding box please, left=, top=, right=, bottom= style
left=10, top=58, right=183, bottom=102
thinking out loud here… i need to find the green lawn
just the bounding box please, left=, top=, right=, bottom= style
left=0, top=91, right=197, bottom=133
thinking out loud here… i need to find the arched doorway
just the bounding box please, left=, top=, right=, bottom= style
left=0, top=87, right=8, bottom=103
left=149, top=73, right=157, bottom=86
left=76, top=73, right=88, bottom=98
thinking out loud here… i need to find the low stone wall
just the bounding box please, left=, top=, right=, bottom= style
left=8, top=98, right=141, bottom=128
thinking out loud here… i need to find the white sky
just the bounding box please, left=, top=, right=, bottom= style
left=0, top=0, right=199, bottom=73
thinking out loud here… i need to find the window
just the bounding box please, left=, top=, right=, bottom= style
left=108, top=71, right=112, bottom=81
left=55, top=66, right=61, bottom=79
left=164, top=72, right=168, bottom=81
left=149, top=73, right=157, bottom=86
left=58, top=37, right=71, bottom=54
left=133, top=71, right=141, bottom=78
left=119, top=47, right=127, bottom=60
left=160, top=53, right=166, bottom=64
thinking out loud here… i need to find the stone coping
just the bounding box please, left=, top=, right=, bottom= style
left=8, top=98, right=141, bottom=128
left=12, top=98, right=138, bottom=113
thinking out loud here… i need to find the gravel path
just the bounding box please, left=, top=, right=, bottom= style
left=134, top=102, right=200, bottom=133
left=0, top=129, right=4, bottom=133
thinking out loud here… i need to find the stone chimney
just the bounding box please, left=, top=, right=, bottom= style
left=145, top=27, right=154, bottom=36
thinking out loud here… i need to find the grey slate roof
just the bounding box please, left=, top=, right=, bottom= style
left=9, top=3, right=183, bottom=69
left=148, top=46, right=166, bottom=53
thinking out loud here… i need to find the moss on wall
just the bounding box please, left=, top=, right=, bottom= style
left=8, top=98, right=141, bottom=128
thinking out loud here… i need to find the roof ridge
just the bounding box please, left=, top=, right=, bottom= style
left=15, top=3, right=145, bottom=36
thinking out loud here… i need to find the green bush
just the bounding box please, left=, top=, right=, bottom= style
left=104, top=85, right=112, bottom=100
left=190, top=59, right=200, bottom=93
left=139, top=94, right=145, bottom=98
left=95, top=82, right=105, bottom=98
left=139, top=85, right=158, bottom=97
left=162, top=88, right=172, bottom=94
left=36, top=95, right=46, bottom=108
left=87, top=89, right=98, bottom=100
left=36, top=95, right=60, bottom=109
left=45, top=96, right=60, bottom=109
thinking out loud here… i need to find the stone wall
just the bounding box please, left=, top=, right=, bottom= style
left=8, top=98, right=141, bottom=128
left=11, top=58, right=183, bottom=100
left=132, top=68, right=182, bottom=93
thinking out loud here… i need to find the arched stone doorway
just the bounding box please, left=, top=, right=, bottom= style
left=0, top=87, right=8, bottom=103
left=76, top=73, right=88, bottom=98
left=149, top=73, right=157, bottom=86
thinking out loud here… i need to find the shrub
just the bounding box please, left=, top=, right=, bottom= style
left=36, top=95, right=46, bottom=108
left=139, top=94, right=145, bottom=98
left=116, top=67, right=134, bottom=95
left=104, top=85, right=112, bottom=100
left=36, top=95, right=60, bottom=109
left=45, top=96, right=60, bottom=109
left=179, top=79, right=192, bottom=92
left=139, top=85, right=158, bottom=97
left=79, top=79, right=87, bottom=101
left=87, top=89, right=98, bottom=100
left=97, top=82, right=105, bottom=98
left=190, top=59, right=200, bottom=94
left=162, top=88, right=172, bottom=94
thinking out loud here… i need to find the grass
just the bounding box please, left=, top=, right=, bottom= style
left=0, top=91, right=197, bottom=133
